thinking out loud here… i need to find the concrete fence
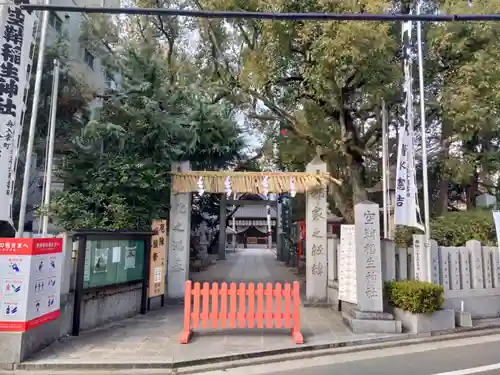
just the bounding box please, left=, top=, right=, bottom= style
left=327, top=236, right=500, bottom=320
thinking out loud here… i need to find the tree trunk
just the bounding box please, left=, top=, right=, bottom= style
left=350, top=161, right=368, bottom=205
left=328, top=158, right=367, bottom=224
left=466, top=172, right=479, bottom=210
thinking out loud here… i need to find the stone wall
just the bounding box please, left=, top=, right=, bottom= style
left=328, top=235, right=500, bottom=320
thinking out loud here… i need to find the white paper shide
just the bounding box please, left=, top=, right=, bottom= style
left=0, top=4, right=36, bottom=222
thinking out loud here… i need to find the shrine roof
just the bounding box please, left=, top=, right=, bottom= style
left=233, top=206, right=277, bottom=218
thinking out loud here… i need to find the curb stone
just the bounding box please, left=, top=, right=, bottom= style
left=13, top=323, right=500, bottom=372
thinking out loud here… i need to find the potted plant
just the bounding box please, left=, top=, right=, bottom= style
left=385, top=280, right=455, bottom=333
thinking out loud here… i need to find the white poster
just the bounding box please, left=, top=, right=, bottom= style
left=338, top=225, right=357, bottom=304
left=83, top=247, right=91, bottom=282
left=154, top=267, right=161, bottom=283
left=112, top=247, right=121, bottom=263
left=26, top=248, right=62, bottom=322
left=124, top=246, right=136, bottom=269
left=0, top=3, right=37, bottom=222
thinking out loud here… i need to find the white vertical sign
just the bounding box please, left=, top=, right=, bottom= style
left=338, top=224, right=357, bottom=304
left=0, top=3, right=37, bottom=222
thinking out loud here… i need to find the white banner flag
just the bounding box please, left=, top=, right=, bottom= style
left=394, top=125, right=423, bottom=230
left=0, top=3, right=37, bottom=223
left=394, top=18, right=423, bottom=231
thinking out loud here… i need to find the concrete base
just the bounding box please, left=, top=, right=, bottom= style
left=343, top=308, right=402, bottom=334
left=455, top=311, right=473, bottom=328
left=302, top=298, right=331, bottom=307
left=327, top=283, right=339, bottom=306
left=0, top=317, right=60, bottom=370
left=392, top=307, right=455, bottom=333
left=445, top=296, right=500, bottom=320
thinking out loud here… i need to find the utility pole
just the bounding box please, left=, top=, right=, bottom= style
left=381, top=99, right=389, bottom=239
left=41, top=59, right=60, bottom=235
left=417, top=1, right=432, bottom=282
left=17, top=0, right=50, bottom=237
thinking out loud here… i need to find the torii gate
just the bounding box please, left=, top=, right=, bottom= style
left=167, top=154, right=337, bottom=304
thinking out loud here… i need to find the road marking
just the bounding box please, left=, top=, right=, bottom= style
left=430, top=363, right=500, bottom=375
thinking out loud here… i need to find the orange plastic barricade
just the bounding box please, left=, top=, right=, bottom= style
left=180, top=281, right=304, bottom=345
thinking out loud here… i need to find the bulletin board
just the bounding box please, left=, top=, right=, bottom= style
left=83, top=239, right=145, bottom=290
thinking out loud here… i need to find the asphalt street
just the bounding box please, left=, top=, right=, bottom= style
left=213, top=333, right=500, bottom=375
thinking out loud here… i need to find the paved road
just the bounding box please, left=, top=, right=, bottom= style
left=215, top=333, right=500, bottom=375
left=8, top=334, right=500, bottom=375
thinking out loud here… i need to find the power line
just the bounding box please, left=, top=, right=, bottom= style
left=16, top=4, right=500, bottom=22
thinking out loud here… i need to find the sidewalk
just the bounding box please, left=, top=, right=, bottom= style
left=19, top=248, right=402, bottom=369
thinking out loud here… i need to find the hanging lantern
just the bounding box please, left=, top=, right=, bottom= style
left=224, top=176, right=232, bottom=197
left=290, top=177, right=296, bottom=198
left=262, top=175, right=269, bottom=196
left=197, top=176, right=205, bottom=196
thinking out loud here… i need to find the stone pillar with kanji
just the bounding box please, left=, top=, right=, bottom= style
left=305, top=153, right=328, bottom=302
left=167, top=161, right=192, bottom=298
left=343, top=201, right=402, bottom=333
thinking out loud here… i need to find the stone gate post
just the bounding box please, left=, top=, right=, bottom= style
left=167, top=161, right=192, bottom=298
left=343, top=201, right=402, bottom=333
left=305, top=155, right=328, bottom=302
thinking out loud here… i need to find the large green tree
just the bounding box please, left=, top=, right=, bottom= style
left=47, top=6, right=262, bottom=231
left=50, top=40, right=247, bottom=230
left=427, top=0, right=500, bottom=213
left=193, top=0, right=500, bottom=220
left=193, top=0, right=402, bottom=221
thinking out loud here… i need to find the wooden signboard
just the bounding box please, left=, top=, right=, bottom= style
left=247, top=237, right=258, bottom=244
left=148, top=220, right=168, bottom=298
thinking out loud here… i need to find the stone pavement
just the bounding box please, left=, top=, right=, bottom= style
left=20, top=248, right=402, bottom=368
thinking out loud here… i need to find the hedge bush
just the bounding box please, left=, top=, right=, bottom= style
left=385, top=280, right=444, bottom=314
left=394, top=209, right=496, bottom=247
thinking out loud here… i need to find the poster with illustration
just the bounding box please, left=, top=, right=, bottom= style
left=124, top=246, right=136, bottom=270
left=93, top=248, right=109, bottom=273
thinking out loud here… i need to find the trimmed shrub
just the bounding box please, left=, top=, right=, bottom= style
left=386, top=280, right=444, bottom=314
left=395, top=209, right=496, bottom=247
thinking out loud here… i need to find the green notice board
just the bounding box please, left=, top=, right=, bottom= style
left=83, top=238, right=145, bottom=289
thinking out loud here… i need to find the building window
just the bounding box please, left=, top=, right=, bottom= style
left=48, top=12, right=62, bottom=32
left=105, top=72, right=117, bottom=90
left=83, top=49, right=95, bottom=70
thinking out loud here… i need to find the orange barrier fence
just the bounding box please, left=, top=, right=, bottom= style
left=180, top=280, right=304, bottom=344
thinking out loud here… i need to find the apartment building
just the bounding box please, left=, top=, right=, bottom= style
left=27, top=0, right=120, bottom=233
left=47, top=0, right=119, bottom=99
